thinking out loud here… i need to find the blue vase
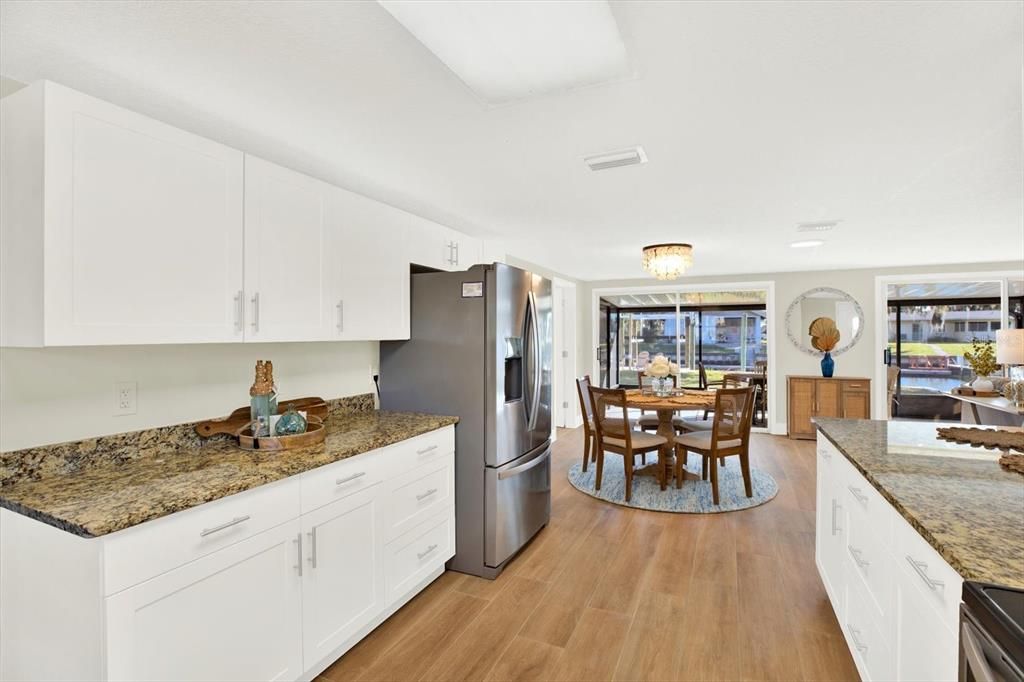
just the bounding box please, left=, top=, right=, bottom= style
left=821, top=352, right=835, bottom=378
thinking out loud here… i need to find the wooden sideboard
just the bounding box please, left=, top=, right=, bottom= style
left=787, top=375, right=871, bottom=439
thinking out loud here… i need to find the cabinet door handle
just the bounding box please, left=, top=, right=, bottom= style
left=294, top=533, right=303, bottom=577
left=308, top=528, right=317, bottom=569
left=416, top=488, right=439, bottom=502
left=848, top=626, right=868, bottom=654
left=905, top=555, right=945, bottom=590
left=453, top=241, right=459, bottom=267
left=847, top=485, right=869, bottom=504
left=831, top=499, right=841, bottom=536
left=417, top=444, right=438, bottom=456
left=251, top=292, right=260, bottom=332
left=417, top=543, right=439, bottom=560
left=848, top=545, right=870, bottom=568
left=336, top=471, right=366, bottom=486
left=847, top=383, right=863, bottom=388
left=234, top=290, right=244, bottom=332
left=200, top=515, right=250, bottom=537
left=337, top=300, right=344, bottom=333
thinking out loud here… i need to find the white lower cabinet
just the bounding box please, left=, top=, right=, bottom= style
left=300, top=485, right=385, bottom=666
left=0, top=426, right=456, bottom=682
left=105, top=520, right=305, bottom=682
left=815, top=435, right=962, bottom=682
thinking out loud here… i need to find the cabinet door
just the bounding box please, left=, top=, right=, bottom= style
left=894, top=569, right=958, bottom=681
left=43, top=83, right=245, bottom=345
left=244, top=156, right=332, bottom=342
left=300, top=484, right=385, bottom=667
left=405, top=214, right=449, bottom=271
left=816, top=456, right=846, bottom=613
left=105, top=520, right=304, bottom=682
left=816, top=379, right=842, bottom=418
left=450, top=232, right=482, bottom=270
left=327, top=187, right=410, bottom=341
left=788, top=378, right=816, bottom=437
left=842, top=383, right=871, bottom=420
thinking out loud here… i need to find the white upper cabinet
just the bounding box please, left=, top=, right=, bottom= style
left=405, top=214, right=482, bottom=272
left=0, top=81, right=245, bottom=346
left=243, top=156, right=333, bottom=343
left=326, top=186, right=410, bottom=341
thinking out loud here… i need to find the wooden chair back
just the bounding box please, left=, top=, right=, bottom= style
left=754, top=360, right=767, bottom=375
left=698, top=362, right=709, bottom=389
left=575, top=375, right=595, bottom=429
left=886, top=366, right=901, bottom=417
left=711, top=386, right=755, bottom=450
left=588, top=386, right=634, bottom=451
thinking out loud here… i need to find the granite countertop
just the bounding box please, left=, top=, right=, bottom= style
left=815, top=418, right=1024, bottom=588
left=0, top=410, right=458, bottom=538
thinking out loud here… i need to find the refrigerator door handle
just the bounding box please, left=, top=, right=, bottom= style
left=526, top=290, right=542, bottom=432
left=498, top=443, right=550, bottom=479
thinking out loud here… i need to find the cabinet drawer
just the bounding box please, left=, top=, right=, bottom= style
left=893, top=514, right=963, bottom=629
left=840, top=463, right=892, bottom=547
left=103, top=477, right=300, bottom=595
left=385, top=511, right=453, bottom=605
left=845, top=506, right=893, bottom=621
left=391, top=427, right=455, bottom=470
left=300, top=449, right=389, bottom=514
left=386, top=457, right=454, bottom=541
left=844, top=573, right=893, bottom=682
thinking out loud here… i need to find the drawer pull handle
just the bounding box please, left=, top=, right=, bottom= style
left=200, top=515, right=251, bottom=537
left=831, top=499, right=842, bottom=536
left=905, top=555, right=945, bottom=590
left=848, top=545, right=870, bottom=569
left=417, top=445, right=438, bottom=455
left=848, top=626, right=868, bottom=654
left=417, top=544, right=439, bottom=560
left=336, top=472, right=366, bottom=486
left=847, top=486, right=869, bottom=504
left=416, top=488, right=439, bottom=502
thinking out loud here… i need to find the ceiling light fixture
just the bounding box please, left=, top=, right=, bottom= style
left=790, top=239, right=825, bottom=248
left=642, top=243, right=693, bottom=280
left=585, top=146, right=648, bottom=171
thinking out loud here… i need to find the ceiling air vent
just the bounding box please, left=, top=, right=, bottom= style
left=797, top=220, right=839, bottom=232
left=584, top=146, right=648, bottom=171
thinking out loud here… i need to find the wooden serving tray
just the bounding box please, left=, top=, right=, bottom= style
left=952, top=387, right=1001, bottom=398
left=195, top=397, right=328, bottom=437
left=237, top=415, right=326, bottom=451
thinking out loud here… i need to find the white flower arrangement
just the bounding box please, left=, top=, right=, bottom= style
left=646, top=354, right=680, bottom=378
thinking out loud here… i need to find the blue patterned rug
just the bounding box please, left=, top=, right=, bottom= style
left=567, top=456, right=778, bottom=513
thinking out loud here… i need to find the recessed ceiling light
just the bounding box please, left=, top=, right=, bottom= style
left=378, top=0, right=630, bottom=105
left=797, top=220, right=840, bottom=232
left=790, top=239, right=825, bottom=248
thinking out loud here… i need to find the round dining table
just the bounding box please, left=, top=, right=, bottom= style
left=623, top=388, right=717, bottom=487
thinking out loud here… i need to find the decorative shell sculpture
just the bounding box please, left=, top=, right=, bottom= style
left=809, top=317, right=840, bottom=353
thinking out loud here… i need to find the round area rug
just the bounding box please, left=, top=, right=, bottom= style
left=567, top=457, right=778, bottom=513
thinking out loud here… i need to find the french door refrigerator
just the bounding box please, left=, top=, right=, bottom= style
left=380, top=263, right=552, bottom=579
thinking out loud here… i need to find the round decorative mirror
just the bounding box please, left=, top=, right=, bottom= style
left=785, top=287, right=865, bottom=356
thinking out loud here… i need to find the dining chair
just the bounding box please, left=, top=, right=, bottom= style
left=589, top=386, right=669, bottom=499
left=575, top=375, right=599, bottom=472
left=672, top=386, right=756, bottom=505
left=635, top=370, right=677, bottom=433
left=886, top=365, right=901, bottom=418
left=684, top=373, right=745, bottom=429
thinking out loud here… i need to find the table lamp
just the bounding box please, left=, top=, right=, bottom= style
left=996, top=328, right=1024, bottom=384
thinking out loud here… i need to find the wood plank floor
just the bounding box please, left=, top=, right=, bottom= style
left=320, top=428, right=859, bottom=682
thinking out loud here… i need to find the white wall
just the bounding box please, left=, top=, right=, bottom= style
left=0, top=342, right=378, bottom=451
left=580, top=260, right=1023, bottom=433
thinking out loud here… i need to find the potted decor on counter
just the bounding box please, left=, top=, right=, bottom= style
left=809, top=317, right=840, bottom=377
left=964, top=338, right=999, bottom=393
left=646, top=354, right=680, bottom=396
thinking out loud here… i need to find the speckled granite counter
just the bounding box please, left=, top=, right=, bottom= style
left=815, top=418, right=1024, bottom=588
left=0, top=408, right=458, bottom=538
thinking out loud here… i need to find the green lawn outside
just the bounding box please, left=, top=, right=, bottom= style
left=618, top=368, right=725, bottom=387
left=886, top=342, right=974, bottom=357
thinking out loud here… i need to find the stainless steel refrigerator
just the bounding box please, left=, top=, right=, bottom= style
left=380, top=263, right=552, bottom=579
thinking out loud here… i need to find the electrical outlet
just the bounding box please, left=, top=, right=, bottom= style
left=114, top=381, right=137, bottom=416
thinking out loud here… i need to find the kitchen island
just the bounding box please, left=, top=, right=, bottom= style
left=814, top=417, right=1024, bottom=682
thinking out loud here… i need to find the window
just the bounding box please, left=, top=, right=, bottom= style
left=968, top=321, right=987, bottom=332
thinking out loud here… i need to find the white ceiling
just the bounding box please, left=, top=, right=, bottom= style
left=2, top=0, right=1021, bottom=281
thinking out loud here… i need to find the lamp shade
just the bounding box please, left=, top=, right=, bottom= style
left=996, top=329, right=1024, bottom=365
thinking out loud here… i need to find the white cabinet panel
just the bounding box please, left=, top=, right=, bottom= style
left=385, top=511, right=453, bottom=605
left=327, top=187, right=410, bottom=340
left=244, top=156, right=332, bottom=342
left=1, top=81, right=245, bottom=346
left=894, top=566, right=959, bottom=682
left=105, top=520, right=304, bottom=682
left=300, top=484, right=385, bottom=667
